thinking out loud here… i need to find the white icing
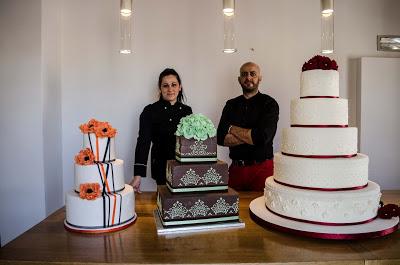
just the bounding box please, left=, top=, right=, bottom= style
left=291, top=98, right=348, bottom=125
left=274, top=153, right=369, bottom=189
left=281, top=127, right=357, bottom=156
left=66, top=184, right=135, bottom=228
left=300, top=70, right=339, bottom=97
left=264, top=178, right=381, bottom=223
left=82, top=133, right=116, bottom=162
left=74, top=159, right=125, bottom=192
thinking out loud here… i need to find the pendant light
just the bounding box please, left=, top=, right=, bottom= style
left=223, top=0, right=236, bottom=53
left=120, top=0, right=133, bottom=54
left=321, top=0, right=334, bottom=54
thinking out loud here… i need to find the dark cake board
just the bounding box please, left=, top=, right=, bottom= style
left=154, top=210, right=245, bottom=235
left=250, top=196, right=399, bottom=240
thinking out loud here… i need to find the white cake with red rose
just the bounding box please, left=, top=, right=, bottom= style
left=65, top=119, right=136, bottom=233
left=264, top=56, right=381, bottom=225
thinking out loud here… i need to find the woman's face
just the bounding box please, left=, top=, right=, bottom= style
left=160, top=75, right=181, bottom=104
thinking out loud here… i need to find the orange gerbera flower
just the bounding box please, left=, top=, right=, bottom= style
left=74, top=148, right=95, bottom=165
left=79, top=183, right=101, bottom=200
left=79, top=118, right=100, bottom=134
left=94, top=121, right=117, bottom=138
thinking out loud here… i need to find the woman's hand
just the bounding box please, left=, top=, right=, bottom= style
left=130, top=175, right=142, bottom=193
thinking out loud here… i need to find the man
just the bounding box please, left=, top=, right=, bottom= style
left=217, top=62, right=279, bottom=191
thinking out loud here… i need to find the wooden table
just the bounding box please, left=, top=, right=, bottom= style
left=0, top=191, right=399, bottom=265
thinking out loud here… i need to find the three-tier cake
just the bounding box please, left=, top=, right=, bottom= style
left=64, top=119, right=136, bottom=233
left=156, top=114, right=241, bottom=227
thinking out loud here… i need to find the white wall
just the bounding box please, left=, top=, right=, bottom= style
left=0, top=0, right=46, bottom=246
left=42, top=0, right=63, bottom=217
left=1, top=0, right=400, bottom=246
left=359, top=58, right=400, bottom=189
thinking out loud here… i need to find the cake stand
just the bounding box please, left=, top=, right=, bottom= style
left=249, top=197, right=399, bottom=240
left=154, top=210, right=245, bottom=235
left=64, top=213, right=137, bottom=234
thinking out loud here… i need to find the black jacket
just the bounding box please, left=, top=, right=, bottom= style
left=134, top=99, right=192, bottom=184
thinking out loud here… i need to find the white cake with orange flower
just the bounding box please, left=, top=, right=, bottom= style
left=64, top=119, right=136, bottom=233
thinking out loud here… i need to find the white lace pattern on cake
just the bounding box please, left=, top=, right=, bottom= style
left=180, top=140, right=216, bottom=156
left=163, top=198, right=239, bottom=219
left=189, top=200, right=210, bottom=217
left=178, top=167, right=223, bottom=186
left=165, top=201, right=189, bottom=219
left=203, top=167, right=222, bottom=184
left=180, top=169, right=201, bottom=186
left=264, top=178, right=381, bottom=223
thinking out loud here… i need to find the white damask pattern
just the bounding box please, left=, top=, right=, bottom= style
left=203, top=167, right=222, bottom=184
left=189, top=200, right=210, bottom=217
left=181, top=140, right=216, bottom=156
left=181, top=169, right=201, bottom=186
left=164, top=201, right=188, bottom=219
left=163, top=197, right=239, bottom=219
left=178, top=167, right=223, bottom=186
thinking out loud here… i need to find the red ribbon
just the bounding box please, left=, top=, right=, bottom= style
left=274, top=179, right=368, bottom=191
left=282, top=152, right=357, bottom=159
left=300, top=96, right=339, bottom=98
left=291, top=124, right=348, bottom=128
left=249, top=210, right=399, bottom=240
left=265, top=205, right=376, bottom=226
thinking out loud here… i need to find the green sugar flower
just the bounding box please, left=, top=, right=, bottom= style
left=176, top=113, right=216, bottom=141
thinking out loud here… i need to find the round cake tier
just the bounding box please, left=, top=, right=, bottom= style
left=291, top=98, right=348, bottom=126
left=281, top=127, right=357, bottom=156
left=83, top=133, right=116, bottom=162
left=300, top=70, right=339, bottom=97
left=66, top=184, right=135, bottom=229
left=74, top=159, right=125, bottom=193
left=264, top=178, right=381, bottom=224
left=274, top=153, right=369, bottom=189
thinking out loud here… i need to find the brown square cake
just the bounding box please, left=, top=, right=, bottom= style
left=157, top=185, right=239, bottom=226
left=175, top=136, right=217, bottom=162
left=166, top=160, right=229, bottom=192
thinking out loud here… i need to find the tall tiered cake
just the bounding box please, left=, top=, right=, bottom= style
left=249, top=56, right=398, bottom=239
left=265, top=56, right=381, bottom=224
left=64, top=119, right=136, bottom=233
left=156, top=114, right=241, bottom=228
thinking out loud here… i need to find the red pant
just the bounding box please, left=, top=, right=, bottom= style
left=228, top=159, right=274, bottom=191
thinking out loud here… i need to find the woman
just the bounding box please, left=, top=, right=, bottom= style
left=131, top=68, right=192, bottom=190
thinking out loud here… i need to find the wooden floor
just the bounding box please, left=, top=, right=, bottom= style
left=0, top=191, right=399, bottom=265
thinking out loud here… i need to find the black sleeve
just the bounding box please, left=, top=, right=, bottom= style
left=250, top=99, right=279, bottom=146
left=217, top=101, right=231, bottom=146
left=134, top=106, right=152, bottom=177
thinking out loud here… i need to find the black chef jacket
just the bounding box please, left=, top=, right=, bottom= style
left=217, top=92, right=279, bottom=161
left=134, top=99, right=192, bottom=184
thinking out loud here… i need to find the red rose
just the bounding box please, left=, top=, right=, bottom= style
left=302, top=55, right=339, bottom=72
left=378, top=203, right=400, bottom=219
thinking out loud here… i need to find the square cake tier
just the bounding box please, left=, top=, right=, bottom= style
left=157, top=186, right=239, bottom=226
left=166, top=160, right=229, bottom=192
left=175, top=136, right=217, bottom=162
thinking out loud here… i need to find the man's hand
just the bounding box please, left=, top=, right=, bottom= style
left=224, top=133, right=245, bottom=146
left=130, top=175, right=142, bottom=193
left=230, top=125, right=254, bottom=145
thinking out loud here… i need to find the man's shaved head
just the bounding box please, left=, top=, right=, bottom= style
left=240, top=62, right=260, bottom=74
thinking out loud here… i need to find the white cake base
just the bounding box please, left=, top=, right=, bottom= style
left=64, top=213, right=136, bottom=234
left=154, top=209, right=245, bottom=235
left=250, top=196, right=399, bottom=240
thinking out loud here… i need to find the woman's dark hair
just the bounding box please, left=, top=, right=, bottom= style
left=158, top=68, right=185, bottom=103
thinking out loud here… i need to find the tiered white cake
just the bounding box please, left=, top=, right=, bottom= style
left=65, top=119, right=136, bottom=232
left=264, top=56, right=381, bottom=225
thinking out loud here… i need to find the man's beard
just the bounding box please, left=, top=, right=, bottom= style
left=241, top=81, right=259, bottom=94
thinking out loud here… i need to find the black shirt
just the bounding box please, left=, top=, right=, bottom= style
left=134, top=99, right=192, bottom=184
left=217, top=92, right=279, bottom=161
